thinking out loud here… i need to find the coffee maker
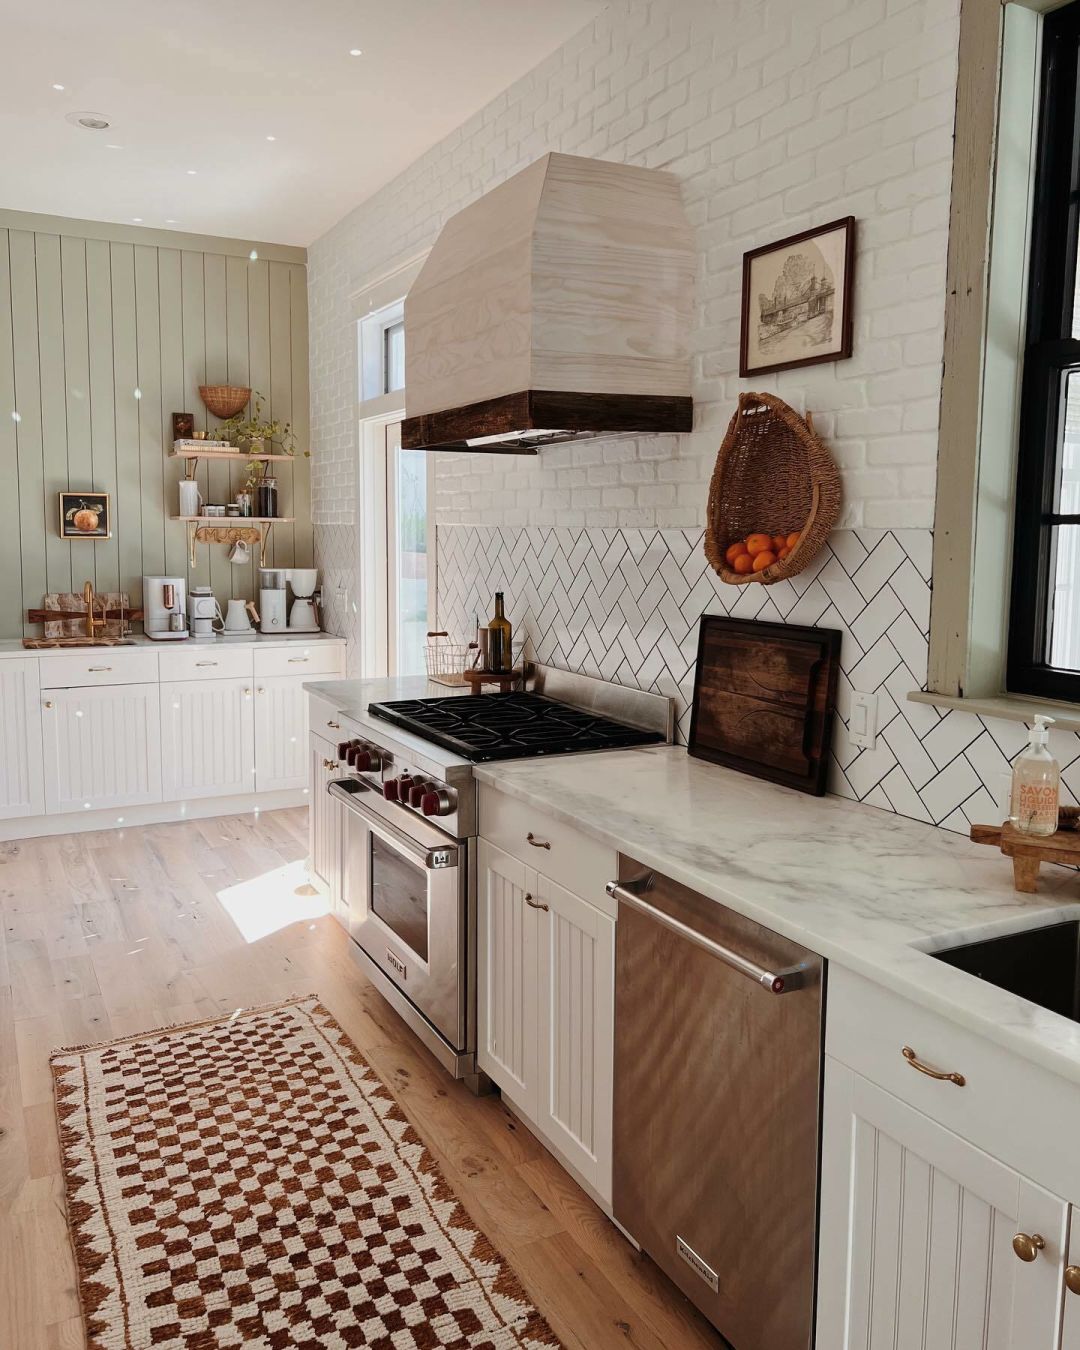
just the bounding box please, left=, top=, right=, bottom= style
left=258, top=567, right=288, bottom=635
left=143, top=576, right=188, bottom=640
left=287, top=569, right=320, bottom=632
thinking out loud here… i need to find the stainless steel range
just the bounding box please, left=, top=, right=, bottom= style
left=327, top=666, right=673, bottom=1090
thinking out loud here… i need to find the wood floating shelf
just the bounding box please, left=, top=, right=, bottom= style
left=173, top=516, right=294, bottom=566
left=169, top=448, right=295, bottom=462
left=173, top=516, right=294, bottom=524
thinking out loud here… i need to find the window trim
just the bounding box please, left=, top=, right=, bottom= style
left=1008, top=0, right=1080, bottom=699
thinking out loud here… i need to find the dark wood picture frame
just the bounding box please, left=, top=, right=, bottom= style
left=687, top=615, right=842, bottom=796
left=739, top=216, right=856, bottom=378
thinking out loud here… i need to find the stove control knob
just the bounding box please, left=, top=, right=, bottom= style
left=409, top=781, right=428, bottom=808
left=344, top=741, right=362, bottom=766
left=382, top=779, right=400, bottom=801
left=337, top=741, right=351, bottom=760
left=421, top=789, right=453, bottom=818
left=387, top=774, right=413, bottom=802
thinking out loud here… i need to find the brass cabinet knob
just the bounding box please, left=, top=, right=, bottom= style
left=43, top=700, right=53, bottom=709
left=322, top=759, right=337, bottom=770
left=1066, top=1266, right=1080, bottom=1295
left=1012, top=1232, right=1045, bottom=1262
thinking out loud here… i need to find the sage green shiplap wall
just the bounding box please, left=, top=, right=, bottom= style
left=0, top=211, right=311, bottom=638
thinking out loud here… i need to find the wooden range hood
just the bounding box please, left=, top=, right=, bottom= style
left=401, top=152, right=695, bottom=455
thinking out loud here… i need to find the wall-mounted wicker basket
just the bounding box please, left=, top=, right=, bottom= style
left=704, top=392, right=842, bottom=586
left=199, top=384, right=251, bottom=419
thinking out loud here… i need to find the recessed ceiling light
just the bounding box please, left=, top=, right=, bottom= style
left=165, top=218, right=178, bottom=224
left=187, top=169, right=197, bottom=175
left=349, top=48, right=363, bottom=56
left=266, top=135, right=276, bottom=142
left=66, top=110, right=110, bottom=131
left=132, top=217, right=142, bottom=223
left=106, top=143, right=123, bottom=150
left=248, top=249, right=259, bottom=261
left=52, top=83, right=65, bottom=91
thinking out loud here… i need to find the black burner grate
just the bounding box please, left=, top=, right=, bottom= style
left=367, top=692, right=664, bottom=762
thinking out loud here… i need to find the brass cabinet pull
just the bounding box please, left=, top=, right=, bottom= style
left=1065, top=1266, right=1080, bottom=1294
left=1012, top=1233, right=1045, bottom=1263
left=327, top=720, right=340, bottom=729
left=196, top=660, right=217, bottom=667
left=288, top=657, right=308, bottom=663
left=526, top=832, right=551, bottom=850
left=901, top=1046, right=966, bottom=1086
left=524, top=893, right=549, bottom=912
left=87, top=665, right=112, bottom=672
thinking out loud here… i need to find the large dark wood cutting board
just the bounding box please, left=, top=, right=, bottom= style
left=688, top=615, right=842, bottom=795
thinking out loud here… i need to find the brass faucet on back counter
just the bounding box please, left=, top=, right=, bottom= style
left=82, top=580, right=107, bottom=640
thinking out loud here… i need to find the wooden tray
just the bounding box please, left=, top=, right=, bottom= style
left=23, top=636, right=137, bottom=649
left=687, top=615, right=842, bottom=795
left=970, top=821, right=1080, bottom=893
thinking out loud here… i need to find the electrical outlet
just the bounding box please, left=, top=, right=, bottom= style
left=849, top=691, right=878, bottom=750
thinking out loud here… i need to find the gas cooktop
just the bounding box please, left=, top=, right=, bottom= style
left=367, top=692, right=664, bottom=763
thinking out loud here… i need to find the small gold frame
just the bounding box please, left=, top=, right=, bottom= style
left=59, top=491, right=112, bottom=540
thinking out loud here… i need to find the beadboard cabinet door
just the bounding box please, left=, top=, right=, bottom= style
left=309, top=733, right=344, bottom=922
left=255, top=677, right=308, bottom=792
left=534, top=871, right=615, bottom=1198
left=160, top=679, right=255, bottom=801
left=818, top=1057, right=1069, bottom=1349
left=41, top=684, right=162, bottom=814
left=477, top=839, right=539, bottom=1119
left=0, top=659, right=45, bottom=820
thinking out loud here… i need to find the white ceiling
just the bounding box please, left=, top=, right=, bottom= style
left=0, top=0, right=600, bottom=246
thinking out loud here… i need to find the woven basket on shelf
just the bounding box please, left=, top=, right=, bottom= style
left=704, top=391, right=842, bottom=586
left=199, top=385, right=251, bottom=419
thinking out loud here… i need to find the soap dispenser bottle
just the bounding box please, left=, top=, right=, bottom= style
left=1009, top=715, right=1060, bottom=836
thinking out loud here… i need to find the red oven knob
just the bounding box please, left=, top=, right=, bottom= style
left=382, top=779, right=399, bottom=801
left=337, top=741, right=351, bottom=760
left=344, top=741, right=361, bottom=766
left=421, top=790, right=452, bottom=818
left=386, top=773, right=413, bottom=802
left=409, top=782, right=428, bottom=808
left=353, top=749, right=373, bottom=772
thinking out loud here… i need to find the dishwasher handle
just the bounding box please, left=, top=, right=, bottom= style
left=606, top=877, right=805, bottom=994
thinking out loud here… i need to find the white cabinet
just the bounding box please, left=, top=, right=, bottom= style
left=160, top=679, right=255, bottom=800
left=309, top=733, right=345, bottom=922
left=41, top=683, right=162, bottom=813
left=534, top=871, right=614, bottom=1196
left=477, top=836, right=615, bottom=1200
left=255, top=676, right=308, bottom=792
left=477, top=840, right=538, bottom=1115
left=0, top=659, right=45, bottom=820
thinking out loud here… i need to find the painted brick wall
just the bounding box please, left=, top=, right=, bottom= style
left=307, top=0, right=960, bottom=535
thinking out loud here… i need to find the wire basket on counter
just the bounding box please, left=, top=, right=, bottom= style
left=424, top=632, right=476, bottom=686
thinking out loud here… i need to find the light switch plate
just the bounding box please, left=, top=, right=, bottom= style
left=849, top=691, right=878, bottom=750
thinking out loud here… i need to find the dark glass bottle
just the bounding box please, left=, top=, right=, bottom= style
left=255, top=475, right=278, bottom=518
left=488, top=592, right=512, bottom=671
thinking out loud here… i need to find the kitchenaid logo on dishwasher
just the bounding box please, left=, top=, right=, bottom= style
left=386, top=950, right=407, bottom=980
left=677, top=1236, right=719, bottom=1292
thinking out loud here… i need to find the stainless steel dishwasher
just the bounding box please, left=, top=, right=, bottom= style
left=608, top=854, right=824, bottom=1350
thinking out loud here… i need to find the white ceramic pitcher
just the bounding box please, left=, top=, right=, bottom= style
left=224, top=597, right=253, bottom=633
left=178, top=479, right=203, bottom=517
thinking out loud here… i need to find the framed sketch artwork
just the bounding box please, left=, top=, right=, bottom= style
left=740, top=217, right=856, bottom=377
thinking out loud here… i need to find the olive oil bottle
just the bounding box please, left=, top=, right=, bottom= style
left=488, top=592, right=512, bottom=671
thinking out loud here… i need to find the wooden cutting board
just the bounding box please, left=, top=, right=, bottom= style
left=688, top=615, right=842, bottom=795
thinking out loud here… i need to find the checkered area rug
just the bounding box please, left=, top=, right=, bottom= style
left=51, top=996, right=560, bottom=1349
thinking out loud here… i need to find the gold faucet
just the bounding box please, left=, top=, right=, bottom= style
left=82, top=580, right=107, bottom=640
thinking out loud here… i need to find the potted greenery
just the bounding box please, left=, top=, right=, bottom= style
left=214, top=391, right=297, bottom=456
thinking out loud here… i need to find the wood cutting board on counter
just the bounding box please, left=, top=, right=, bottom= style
left=688, top=615, right=841, bottom=795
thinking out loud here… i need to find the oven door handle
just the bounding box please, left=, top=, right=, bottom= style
left=606, top=876, right=805, bottom=994
left=329, top=779, right=459, bottom=872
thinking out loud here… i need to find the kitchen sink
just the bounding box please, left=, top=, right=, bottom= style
left=932, top=920, right=1080, bottom=1022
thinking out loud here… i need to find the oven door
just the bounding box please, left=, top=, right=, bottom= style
left=330, top=779, right=467, bottom=1050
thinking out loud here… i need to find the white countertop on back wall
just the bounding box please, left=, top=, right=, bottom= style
left=0, top=632, right=345, bottom=658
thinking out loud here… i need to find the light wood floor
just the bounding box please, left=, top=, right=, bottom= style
left=0, top=807, right=724, bottom=1350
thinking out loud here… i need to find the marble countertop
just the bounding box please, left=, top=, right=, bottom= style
left=304, top=674, right=1080, bottom=1085
left=0, top=631, right=345, bottom=657
left=474, top=745, right=1080, bottom=1086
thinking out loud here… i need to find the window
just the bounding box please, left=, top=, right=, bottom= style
left=357, top=299, right=434, bottom=679
left=1010, top=1, right=1080, bottom=699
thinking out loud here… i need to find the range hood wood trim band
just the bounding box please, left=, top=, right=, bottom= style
left=401, top=389, right=694, bottom=455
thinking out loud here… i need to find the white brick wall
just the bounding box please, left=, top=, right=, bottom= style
left=307, top=0, right=960, bottom=535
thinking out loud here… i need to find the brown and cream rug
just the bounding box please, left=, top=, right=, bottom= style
left=51, top=996, right=559, bottom=1349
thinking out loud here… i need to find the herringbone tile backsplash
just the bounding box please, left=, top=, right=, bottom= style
left=438, top=524, right=1080, bottom=834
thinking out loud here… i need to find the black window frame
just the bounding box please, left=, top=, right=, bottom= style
left=1010, top=0, right=1080, bottom=700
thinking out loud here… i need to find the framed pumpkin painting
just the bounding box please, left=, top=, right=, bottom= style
left=59, top=491, right=111, bottom=539
left=740, top=217, right=856, bottom=377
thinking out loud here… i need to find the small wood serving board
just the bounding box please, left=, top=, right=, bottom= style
left=970, top=821, right=1080, bottom=893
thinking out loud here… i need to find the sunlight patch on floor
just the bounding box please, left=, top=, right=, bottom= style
left=216, top=859, right=328, bottom=943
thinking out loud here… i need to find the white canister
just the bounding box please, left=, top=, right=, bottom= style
left=178, top=479, right=203, bottom=517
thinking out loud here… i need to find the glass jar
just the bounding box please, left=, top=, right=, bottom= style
left=255, top=476, right=278, bottom=518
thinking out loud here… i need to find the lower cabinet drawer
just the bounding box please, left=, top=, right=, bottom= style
left=478, top=784, right=617, bottom=913
left=827, top=964, right=1080, bottom=1198
left=39, top=649, right=159, bottom=689
left=158, top=645, right=253, bottom=682
left=254, top=644, right=344, bottom=678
